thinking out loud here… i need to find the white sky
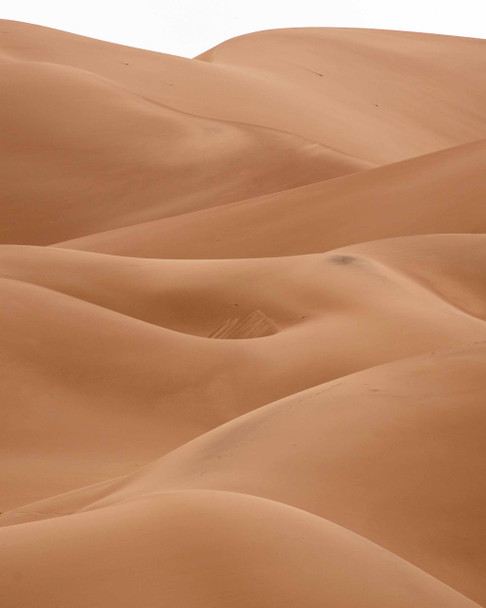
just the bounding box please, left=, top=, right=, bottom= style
left=2, top=0, right=485, bottom=57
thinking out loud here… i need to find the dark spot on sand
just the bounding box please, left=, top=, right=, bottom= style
left=329, top=254, right=357, bottom=265
left=300, top=66, right=325, bottom=77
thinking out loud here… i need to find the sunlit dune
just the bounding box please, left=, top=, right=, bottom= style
left=0, top=19, right=485, bottom=608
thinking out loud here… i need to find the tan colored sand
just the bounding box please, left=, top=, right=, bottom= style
left=0, top=20, right=485, bottom=608
left=0, top=490, right=481, bottom=608
left=1, top=238, right=485, bottom=509
left=57, top=138, right=486, bottom=258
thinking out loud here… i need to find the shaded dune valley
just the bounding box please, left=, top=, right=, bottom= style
left=1, top=19, right=486, bottom=607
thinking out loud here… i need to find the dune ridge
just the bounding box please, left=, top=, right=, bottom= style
left=56, top=137, right=486, bottom=258
left=0, top=20, right=485, bottom=608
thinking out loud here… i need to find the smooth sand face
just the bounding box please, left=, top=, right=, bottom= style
left=0, top=20, right=485, bottom=608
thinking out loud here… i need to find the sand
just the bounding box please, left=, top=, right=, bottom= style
left=0, top=19, right=485, bottom=608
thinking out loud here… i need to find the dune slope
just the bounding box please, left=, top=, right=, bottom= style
left=0, top=57, right=365, bottom=245
left=57, top=137, right=486, bottom=258
left=6, top=344, right=484, bottom=603
left=1, top=21, right=485, bottom=608
left=3, top=21, right=486, bottom=164
left=2, top=239, right=485, bottom=509
left=0, top=491, right=481, bottom=608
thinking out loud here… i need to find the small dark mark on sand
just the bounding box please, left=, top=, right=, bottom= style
left=329, top=254, right=357, bottom=265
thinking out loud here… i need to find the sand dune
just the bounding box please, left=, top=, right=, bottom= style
left=0, top=57, right=364, bottom=245
left=57, top=137, right=486, bottom=258
left=3, top=22, right=486, bottom=163
left=6, top=344, right=484, bottom=603
left=0, top=491, right=481, bottom=608
left=2, top=239, right=484, bottom=509
left=1, top=20, right=485, bottom=608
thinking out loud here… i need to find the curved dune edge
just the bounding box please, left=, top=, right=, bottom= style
left=3, top=21, right=486, bottom=164
left=3, top=342, right=486, bottom=603
left=2, top=233, right=486, bottom=335
left=54, top=137, right=486, bottom=258
left=0, top=57, right=365, bottom=245
left=1, top=20, right=485, bottom=608
left=0, top=490, right=481, bottom=608
left=1, top=237, right=485, bottom=510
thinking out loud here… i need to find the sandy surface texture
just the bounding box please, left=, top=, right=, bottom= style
left=1, top=20, right=485, bottom=607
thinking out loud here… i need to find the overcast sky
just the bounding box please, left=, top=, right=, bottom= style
left=2, top=0, right=485, bottom=57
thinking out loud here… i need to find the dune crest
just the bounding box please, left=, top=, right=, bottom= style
left=1, top=20, right=485, bottom=608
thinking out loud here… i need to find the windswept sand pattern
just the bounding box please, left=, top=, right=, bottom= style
left=208, top=310, right=278, bottom=338
left=0, top=20, right=485, bottom=608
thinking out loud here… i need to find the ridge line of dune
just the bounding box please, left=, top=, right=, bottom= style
left=83, top=487, right=486, bottom=606
left=5, top=338, right=483, bottom=521
left=1, top=23, right=485, bottom=607
left=343, top=247, right=486, bottom=322
left=4, top=487, right=484, bottom=606
left=351, top=253, right=486, bottom=322
left=132, top=88, right=376, bottom=166
left=4, top=241, right=486, bottom=332
left=194, top=25, right=486, bottom=61
left=2, top=488, right=482, bottom=607
left=0, top=276, right=232, bottom=340
left=3, top=49, right=376, bottom=168
left=52, top=136, right=486, bottom=251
